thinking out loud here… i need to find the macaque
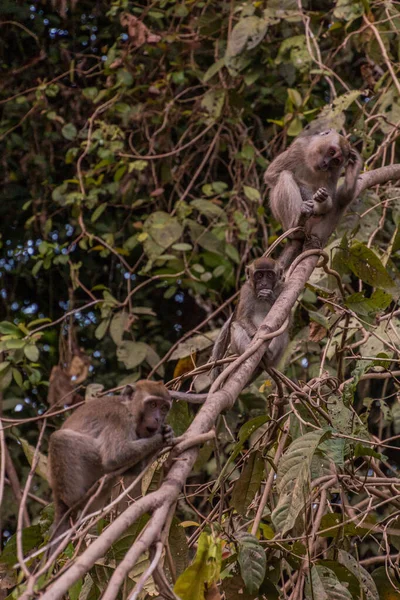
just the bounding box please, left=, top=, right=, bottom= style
left=47, top=350, right=90, bottom=407
left=48, top=380, right=174, bottom=538
left=264, top=129, right=362, bottom=248
left=210, top=257, right=288, bottom=380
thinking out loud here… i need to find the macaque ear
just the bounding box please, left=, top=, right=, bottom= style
left=276, top=266, right=283, bottom=280
left=122, top=384, right=136, bottom=399
left=245, top=265, right=251, bottom=280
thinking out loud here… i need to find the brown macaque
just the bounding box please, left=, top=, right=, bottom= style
left=264, top=129, right=362, bottom=249
left=48, top=380, right=174, bottom=538
left=47, top=350, right=90, bottom=407
left=210, top=257, right=288, bottom=380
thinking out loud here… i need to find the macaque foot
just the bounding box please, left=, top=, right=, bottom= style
left=313, top=187, right=328, bottom=204
left=300, top=199, right=314, bottom=217
left=162, top=424, right=175, bottom=445
left=303, top=235, right=322, bottom=250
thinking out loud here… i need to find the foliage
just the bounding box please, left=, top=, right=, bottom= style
left=1, top=0, right=400, bottom=598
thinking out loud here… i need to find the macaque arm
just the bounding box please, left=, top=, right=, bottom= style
left=210, top=315, right=232, bottom=363
left=336, top=150, right=362, bottom=208
left=100, top=433, right=164, bottom=472
left=230, top=320, right=254, bottom=355
left=210, top=315, right=233, bottom=380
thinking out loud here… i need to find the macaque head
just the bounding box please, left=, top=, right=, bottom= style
left=309, top=130, right=351, bottom=172
left=122, top=380, right=172, bottom=438
left=246, top=257, right=282, bottom=301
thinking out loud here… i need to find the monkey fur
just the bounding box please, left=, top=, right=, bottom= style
left=48, top=380, right=174, bottom=539
left=264, top=129, right=362, bottom=249
left=210, top=257, right=288, bottom=381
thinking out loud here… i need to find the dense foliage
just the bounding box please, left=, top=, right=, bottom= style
left=1, top=0, right=400, bottom=598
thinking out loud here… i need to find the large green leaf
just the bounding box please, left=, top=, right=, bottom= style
left=173, top=533, right=222, bottom=600
left=231, top=450, right=264, bottom=515
left=272, top=429, right=330, bottom=533
left=340, top=241, right=395, bottom=291
left=305, top=565, right=352, bottom=600
left=144, top=211, right=183, bottom=249
left=237, top=533, right=266, bottom=595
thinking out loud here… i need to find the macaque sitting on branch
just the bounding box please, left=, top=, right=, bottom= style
left=48, top=380, right=174, bottom=538
left=210, top=257, right=288, bottom=380
left=264, top=128, right=363, bottom=249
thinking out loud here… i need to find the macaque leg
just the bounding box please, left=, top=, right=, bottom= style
left=49, top=430, right=103, bottom=536
left=270, top=171, right=310, bottom=237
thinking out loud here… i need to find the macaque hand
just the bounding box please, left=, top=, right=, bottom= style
left=162, top=424, right=176, bottom=446
left=313, top=187, right=328, bottom=204
left=348, top=148, right=358, bottom=165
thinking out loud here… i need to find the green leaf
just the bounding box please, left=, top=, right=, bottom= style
left=169, top=519, right=190, bottom=577
left=91, top=202, right=107, bottom=223
left=128, top=160, right=147, bottom=172
left=144, top=211, right=183, bottom=249
left=24, top=344, right=39, bottom=362
left=338, top=550, right=379, bottom=600
left=12, top=368, right=23, bottom=388
left=371, top=567, right=400, bottom=599
left=243, top=186, right=261, bottom=202
left=5, top=338, right=26, bottom=350
left=345, top=289, right=392, bottom=317
left=172, top=243, right=193, bottom=251
left=231, top=451, right=264, bottom=515
left=237, top=533, right=266, bottom=594
left=19, top=438, right=49, bottom=481
left=276, top=35, right=311, bottom=72
left=0, top=525, right=42, bottom=566
left=201, top=89, right=225, bottom=121
left=203, top=58, right=225, bottom=82
left=95, top=318, right=110, bottom=341
left=340, top=242, right=394, bottom=291
left=226, top=16, right=269, bottom=57
left=0, top=322, right=22, bottom=336
left=305, top=565, right=352, bottom=600
left=333, top=0, right=364, bottom=23
left=210, top=415, right=269, bottom=499
left=116, top=341, right=148, bottom=369
left=191, top=199, right=226, bottom=220
left=174, top=533, right=222, bottom=600
left=272, top=429, right=330, bottom=533
left=188, top=221, right=224, bottom=255
left=61, top=123, right=78, bottom=141
left=170, top=330, right=220, bottom=360
left=109, top=311, right=128, bottom=346
left=32, top=259, right=43, bottom=276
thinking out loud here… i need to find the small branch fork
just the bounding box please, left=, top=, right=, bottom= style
left=23, top=166, right=400, bottom=600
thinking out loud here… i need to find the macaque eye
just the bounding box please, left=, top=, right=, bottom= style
left=254, top=272, right=263, bottom=280
left=161, top=404, right=169, bottom=413
left=329, top=148, right=336, bottom=156
left=266, top=271, right=275, bottom=279
left=149, top=400, right=157, bottom=410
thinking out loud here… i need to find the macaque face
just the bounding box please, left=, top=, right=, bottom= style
left=252, top=269, right=277, bottom=300
left=316, top=131, right=350, bottom=171
left=136, top=396, right=171, bottom=438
